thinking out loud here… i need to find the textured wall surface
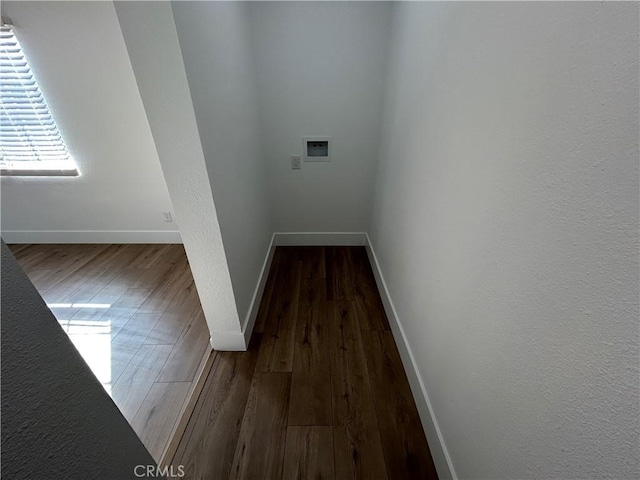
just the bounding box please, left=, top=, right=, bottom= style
left=247, top=2, right=392, bottom=232
left=1, top=242, right=159, bottom=479
left=371, top=2, right=639, bottom=478
left=172, top=1, right=272, bottom=327
left=0, top=1, right=177, bottom=242
left=115, top=2, right=242, bottom=346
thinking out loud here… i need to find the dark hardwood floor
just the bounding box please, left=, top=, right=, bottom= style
left=171, top=246, right=438, bottom=480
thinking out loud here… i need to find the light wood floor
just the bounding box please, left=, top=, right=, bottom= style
left=8, top=243, right=211, bottom=462
left=170, top=246, right=438, bottom=480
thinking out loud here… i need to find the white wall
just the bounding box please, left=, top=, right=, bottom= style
left=115, top=1, right=242, bottom=350
left=371, top=2, right=639, bottom=479
left=171, top=1, right=272, bottom=330
left=247, top=2, right=392, bottom=232
left=0, top=1, right=178, bottom=243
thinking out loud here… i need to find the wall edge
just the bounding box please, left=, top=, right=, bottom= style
left=365, top=233, right=457, bottom=480
left=241, top=232, right=277, bottom=347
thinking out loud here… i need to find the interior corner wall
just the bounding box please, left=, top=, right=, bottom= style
left=171, top=1, right=272, bottom=325
left=0, top=1, right=178, bottom=243
left=246, top=1, right=392, bottom=233
left=370, top=2, right=639, bottom=479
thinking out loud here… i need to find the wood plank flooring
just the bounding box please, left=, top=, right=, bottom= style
left=171, top=246, right=437, bottom=479
left=8, top=243, right=211, bottom=463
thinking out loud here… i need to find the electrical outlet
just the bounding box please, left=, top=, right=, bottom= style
left=162, top=211, right=173, bottom=222
left=291, top=155, right=301, bottom=170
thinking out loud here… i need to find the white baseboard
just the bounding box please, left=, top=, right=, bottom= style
left=365, top=233, right=457, bottom=480
left=209, top=332, right=246, bottom=351
left=273, top=231, right=366, bottom=246
left=1, top=230, right=182, bottom=244
left=241, top=233, right=277, bottom=346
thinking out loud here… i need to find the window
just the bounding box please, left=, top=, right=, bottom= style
left=1, top=18, right=78, bottom=176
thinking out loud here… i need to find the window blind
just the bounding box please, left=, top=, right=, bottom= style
left=0, top=23, right=78, bottom=176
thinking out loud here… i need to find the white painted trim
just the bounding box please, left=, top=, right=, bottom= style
left=1, top=230, right=182, bottom=244
left=273, top=232, right=366, bottom=246
left=209, top=332, right=246, bottom=351
left=365, top=233, right=457, bottom=480
left=241, top=233, right=277, bottom=347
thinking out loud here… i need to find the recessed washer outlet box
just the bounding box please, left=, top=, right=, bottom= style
left=303, top=136, right=331, bottom=162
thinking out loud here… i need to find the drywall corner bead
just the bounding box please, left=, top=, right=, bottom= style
left=115, top=0, right=243, bottom=346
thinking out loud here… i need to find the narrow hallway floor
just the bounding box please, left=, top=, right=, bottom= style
left=171, top=246, right=438, bottom=479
